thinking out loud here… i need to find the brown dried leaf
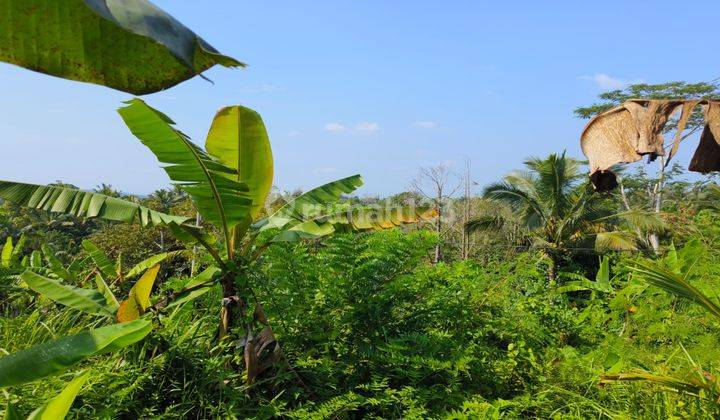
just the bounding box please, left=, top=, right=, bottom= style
left=667, top=100, right=701, bottom=163
left=624, top=100, right=682, bottom=157
left=581, top=99, right=711, bottom=190
left=580, top=106, right=640, bottom=187
left=690, top=102, right=720, bottom=173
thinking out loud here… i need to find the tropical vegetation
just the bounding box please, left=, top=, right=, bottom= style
left=2, top=1, right=720, bottom=418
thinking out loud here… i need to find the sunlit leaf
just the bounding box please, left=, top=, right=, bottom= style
left=205, top=106, right=273, bottom=221
left=116, top=264, right=159, bottom=322
left=26, top=371, right=90, bottom=420
left=94, top=273, right=119, bottom=312
left=184, top=266, right=221, bottom=290
left=117, top=99, right=252, bottom=242
left=1, top=237, right=12, bottom=268
left=125, top=251, right=184, bottom=279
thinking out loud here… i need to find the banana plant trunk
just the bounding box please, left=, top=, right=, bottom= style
left=218, top=274, right=282, bottom=384
left=219, top=275, right=238, bottom=340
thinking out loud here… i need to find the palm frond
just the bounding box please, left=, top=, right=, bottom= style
left=464, top=215, right=507, bottom=235
left=484, top=182, right=545, bottom=227
left=595, top=231, right=638, bottom=251
left=600, top=371, right=704, bottom=397
left=629, top=258, right=720, bottom=320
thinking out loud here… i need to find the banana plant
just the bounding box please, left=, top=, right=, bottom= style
left=1, top=235, right=25, bottom=268
left=0, top=261, right=158, bottom=387
left=1, top=0, right=243, bottom=94
left=557, top=256, right=613, bottom=296
left=0, top=99, right=437, bottom=383
left=0, top=250, right=216, bottom=389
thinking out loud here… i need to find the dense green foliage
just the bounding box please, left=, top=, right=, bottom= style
left=3, top=9, right=720, bottom=415
left=3, top=173, right=720, bottom=417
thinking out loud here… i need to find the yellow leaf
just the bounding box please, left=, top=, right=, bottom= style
left=116, top=300, right=140, bottom=323
left=116, top=264, right=160, bottom=323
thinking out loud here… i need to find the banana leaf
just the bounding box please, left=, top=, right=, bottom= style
left=21, top=270, right=114, bottom=317
left=273, top=206, right=437, bottom=242
left=116, top=264, right=159, bottom=322
left=256, top=175, right=364, bottom=231
left=0, top=0, right=243, bottom=94
left=205, top=106, right=274, bottom=221
left=118, top=99, right=252, bottom=243
left=0, top=181, right=190, bottom=227
left=82, top=241, right=117, bottom=280
left=0, top=318, right=152, bottom=387
left=26, top=371, right=90, bottom=420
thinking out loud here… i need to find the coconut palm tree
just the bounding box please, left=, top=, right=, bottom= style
left=466, top=152, right=614, bottom=281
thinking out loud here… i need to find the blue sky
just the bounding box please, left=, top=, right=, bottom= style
left=3, top=0, right=720, bottom=196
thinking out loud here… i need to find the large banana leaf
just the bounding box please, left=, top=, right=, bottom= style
left=21, top=270, right=115, bottom=317
left=0, top=181, right=189, bottom=227
left=0, top=318, right=152, bottom=387
left=205, top=106, right=274, bottom=220
left=256, top=175, right=364, bottom=231
left=118, top=99, right=252, bottom=244
left=0, top=0, right=243, bottom=94
left=82, top=241, right=117, bottom=279
left=26, top=371, right=90, bottom=420
left=273, top=206, right=437, bottom=242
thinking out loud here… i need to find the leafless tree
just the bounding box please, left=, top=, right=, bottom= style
left=411, top=163, right=461, bottom=263
left=459, top=158, right=479, bottom=260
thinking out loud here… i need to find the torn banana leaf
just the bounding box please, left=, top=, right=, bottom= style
left=0, top=0, right=244, bottom=94
left=0, top=181, right=190, bottom=227
left=272, top=206, right=437, bottom=242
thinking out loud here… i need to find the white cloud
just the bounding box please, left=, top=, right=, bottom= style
left=313, top=167, right=338, bottom=174
left=412, top=121, right=437, bottom=129
left=324, top=122, right=346, bottom=132
left=288, top=130, right=301, bottom=137
left=355, top=122, right=379, bottom=132
left=579, top=73, right=642, bottom=90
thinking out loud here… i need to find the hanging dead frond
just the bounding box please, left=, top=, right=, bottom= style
left=580, top=99, right=720, bottom=191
